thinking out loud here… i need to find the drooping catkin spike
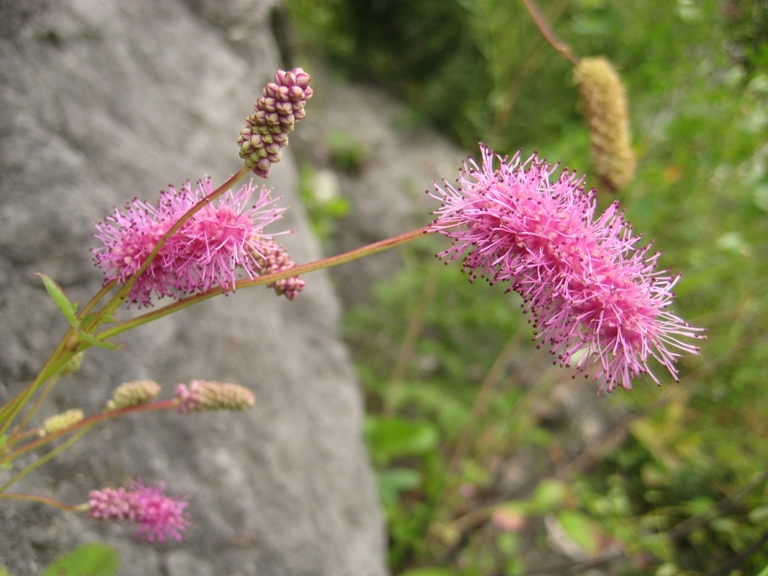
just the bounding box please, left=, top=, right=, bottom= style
left=573, top=57, right=636, bottom=192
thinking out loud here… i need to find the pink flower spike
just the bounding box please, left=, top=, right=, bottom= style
left=428, top=144, right=704, bottom=392
left=93, top=177, right=289, bottom=306
left=88, top=479, right=190, bottom=543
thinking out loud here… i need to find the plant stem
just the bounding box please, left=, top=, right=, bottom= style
left=0, top=425, right=92, bottom=493
left=6, top=399, right=179, bottom=463
left=0, top=492, right=85, bottom=512
left=96, top=226, right=434, bottom=341
left=520, top=0, right=579, bottom=65
left=0, top=330, right=76, bottom=439
left=78, top=280, right=118, bottom=321
left=8, top=373, right=62, bottom=443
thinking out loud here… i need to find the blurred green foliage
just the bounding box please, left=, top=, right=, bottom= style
left=42, top=543, right=119, bottom=576
left=289, top=0, right=768, bottom=574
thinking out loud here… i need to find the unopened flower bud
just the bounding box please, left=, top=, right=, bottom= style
left=107, top=380, right=161, bottom=410
left=175, top=380, right=255, bottom=414
left=238, top=68, right=313, bottom=178
left=59, top=351, right=85, bottom=377
left=42, top=409, right=84, bottom=435
left=573, top=57, right=636, bottom=191
left=252, top=239, right=306, bottom=300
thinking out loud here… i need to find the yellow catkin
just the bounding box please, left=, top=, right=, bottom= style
left=573, top=57, right=636, bottom=191
left=107, top=380, right=161, bottom=410
left=42, top=409, right=84, bottom=435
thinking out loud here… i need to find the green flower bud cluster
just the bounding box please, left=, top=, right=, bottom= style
left=42, top=409, right=84, bottom=435
left=107, top=380, right=161, bottom=410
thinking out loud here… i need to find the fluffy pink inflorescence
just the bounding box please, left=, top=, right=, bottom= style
left=429, top=144, right=704, bottom=392
left=93, top=177, right=299, bottom=306
left=88, top=479, right=190, bottom=543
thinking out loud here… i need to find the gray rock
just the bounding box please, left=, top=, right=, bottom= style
left=0, top=1, right=386, bottom=575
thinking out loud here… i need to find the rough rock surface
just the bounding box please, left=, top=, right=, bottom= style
left=0, top=1, right=387, bottom=575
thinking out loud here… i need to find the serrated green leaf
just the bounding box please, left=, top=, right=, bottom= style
left=36, top=274, right=78, bottom=328
left=78, top=332, right=119, bottom=350
left=42, top=543, right=119, bottom=576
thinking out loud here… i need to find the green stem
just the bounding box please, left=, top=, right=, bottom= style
left=97, top=226, right=434, bottom=341
left=78, top=280, right=118, bottom=321
left=0, top=425, right=92, bottom=493
left=6, top=399, right=179, bottom=463
left=0, top=492, right=86, bottom=512
left=8, top=373, right=62, bottom=444
left=520, top=0, right=579, bottom=65
left=1, top=170, right=250, bottom=440
left=0, top=330, right=77, bottom=439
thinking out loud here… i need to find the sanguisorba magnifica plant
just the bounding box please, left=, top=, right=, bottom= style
left=0, top=66, right=702, bottom=545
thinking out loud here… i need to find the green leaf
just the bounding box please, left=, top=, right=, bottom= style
left=36, top=274, right=78, bottom=328
left=376, top=467, right=422, bottom=506
left=42, top=543, right=120, bottom=576
left=556, top=510, right=598, bottom=558
left=748, top=505, right=768, bottom=525
left=364, top=416, right=439, bottom=466
left=78, top=332, right=119, bottom=350
left=530, top=479, right=567, bottom=513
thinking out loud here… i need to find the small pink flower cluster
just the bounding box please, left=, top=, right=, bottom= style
left=93, top=177, right=299, bottom=306
left=88, top=479, right=189, bottom=543
left=175, top=379, right=256, bottom=414
left=429, top=144, right=703, bottom=392
left=237, top=68, right=313, bottom=178
left=253, top=239, right=306, bottom=300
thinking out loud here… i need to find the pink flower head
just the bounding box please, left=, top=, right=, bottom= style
left=88, top=479, right=190, bottom=543
left=429, top=144, right=703, bottom=392
left=93, top=177, right=295, bottom=306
